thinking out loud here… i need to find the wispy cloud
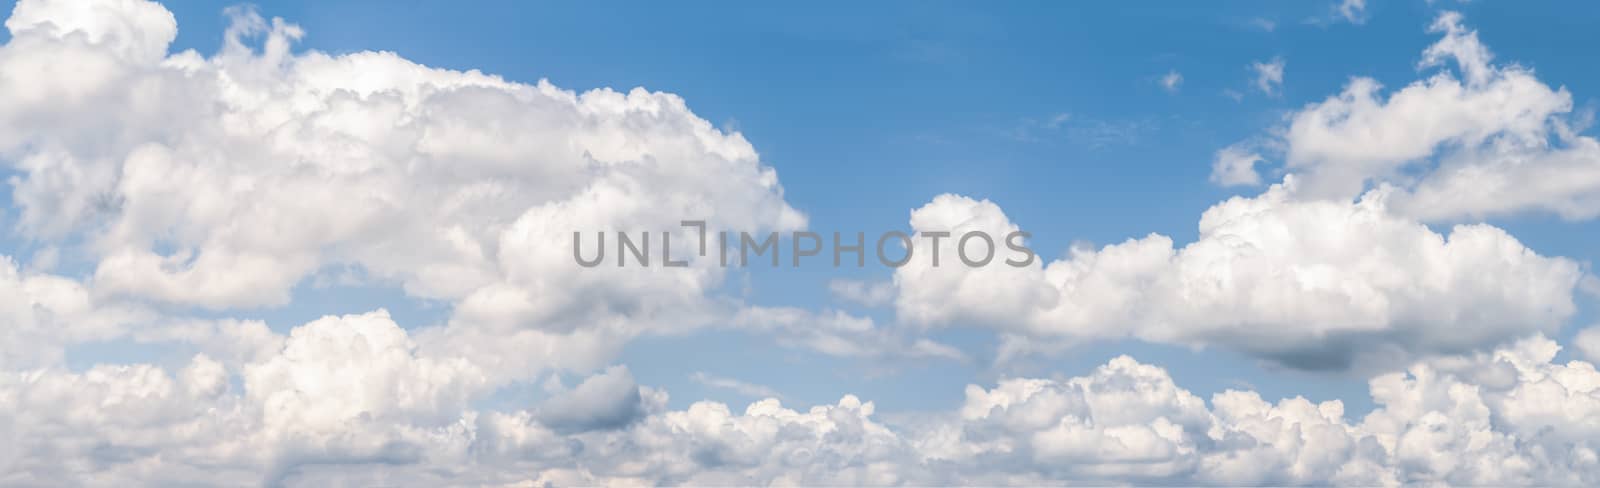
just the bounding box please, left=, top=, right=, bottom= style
left=1249, top=17, right=1277, bottom=32
left=1001, top=112, right=1156, bottom=148
left=1251, top=57, right=1285, bottom=96
left=829, top=279, right=895, bottom=307
left=690, top=372, right=783, bottom=399
left=1335, top=0, right=1368, bottom=25
left=1160, top=70, right=1184, bottom=94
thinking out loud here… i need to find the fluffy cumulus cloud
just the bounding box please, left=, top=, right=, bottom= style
left=1575, top=326, right=1600, bottom=363
left=1211, top=142, right=1266, bottom=186
left=0, top=0, right=802, bottom=333
left=0, top=311, right=457, bottom=485
left=0, top=257, right=152, bottom=369
left=7, top=329, right=1600, bottom=485
left=0, top=0, right=955, bottom=483
left=1245, top=12, right=1600, bottom=221
left=327, top=336, right=1600, bottom=486
left=0, top=0, right=821, bottom=391
left=892, top=184, right=1580, bottom=371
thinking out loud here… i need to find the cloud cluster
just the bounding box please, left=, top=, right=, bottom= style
left=0, top=0, right=827, bottom=397
left=0, top=0, right=805, bottom=365
left=892, top=185, right=1579, bottom=371
left=0, top=1, right=961, bottom=483
left=7, top=319, right=1600, bottom=486
left=930, top=337, right=1600, bottom=486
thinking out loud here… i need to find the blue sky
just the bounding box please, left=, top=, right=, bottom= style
left=9, top=0, right=1600, bottom=485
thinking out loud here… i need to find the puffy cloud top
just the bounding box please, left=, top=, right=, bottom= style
left=0, top=0, right=803, bottom=317
left=894, top=184, right=1580, bottom=371
left=1236, top=12, right=1600, bottom=222
left=12, top=328, right=1600, bottom=485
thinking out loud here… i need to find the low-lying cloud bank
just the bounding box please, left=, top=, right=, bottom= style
left=6, top=312, right=1599, bottom=486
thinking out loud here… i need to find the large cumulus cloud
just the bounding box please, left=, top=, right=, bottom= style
left=0, top=0, right=822, bottom=389
left=0, top=0, right=802, bottom=331
left=1226, top=12, right=1600, bottom=222
left=892, top=183, right=1579, bottom=371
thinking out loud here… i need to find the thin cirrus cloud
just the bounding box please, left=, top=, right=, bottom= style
left=690, top=371, right=785, bottom=400
left=2, top=0, right=1600, bottom=486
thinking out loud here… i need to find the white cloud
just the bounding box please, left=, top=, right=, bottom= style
left=0, top=0, right=826, bottom=481
left=1575, top=326, right=1600, bottom=363
left=690, top=371, right=784, bottom=400
left=828, top=278, right=897, bottom=307
left=0, top=355, right=254, bottom=484
left=733, top=306, right=966, bottom=362
left=10, top=334, right=1599, bottom=485
left=1161, top=70, right=1184, bottom=93
left=553, top=336, right=1599, bottom=486
left=243, top=310, right=487, bottom=439
left=1245, top=12, right=1600, bottom=222
left=892, top=186, right=1581, bottom=371
left=1252, top=57, right=1285, bottom=96
left=0, top=0, right=804, bottom=345
left=4, top=0, right=176, bottom=62
left=536, top=366, right=660, bottom=433
left=0, top=0, right=824, bottom=393
left=1210, top=143, right=1266, bottom=186
left=0, top=256, right=152, bottom=369
left=1046, top=112, right=1071, bottom=129
left=1335, top=0, right=1368, bottom=25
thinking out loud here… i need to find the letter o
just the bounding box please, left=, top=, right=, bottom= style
left=958, top=231, right=995, bottom=267
left=876, top=231, right=914, bottom=267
